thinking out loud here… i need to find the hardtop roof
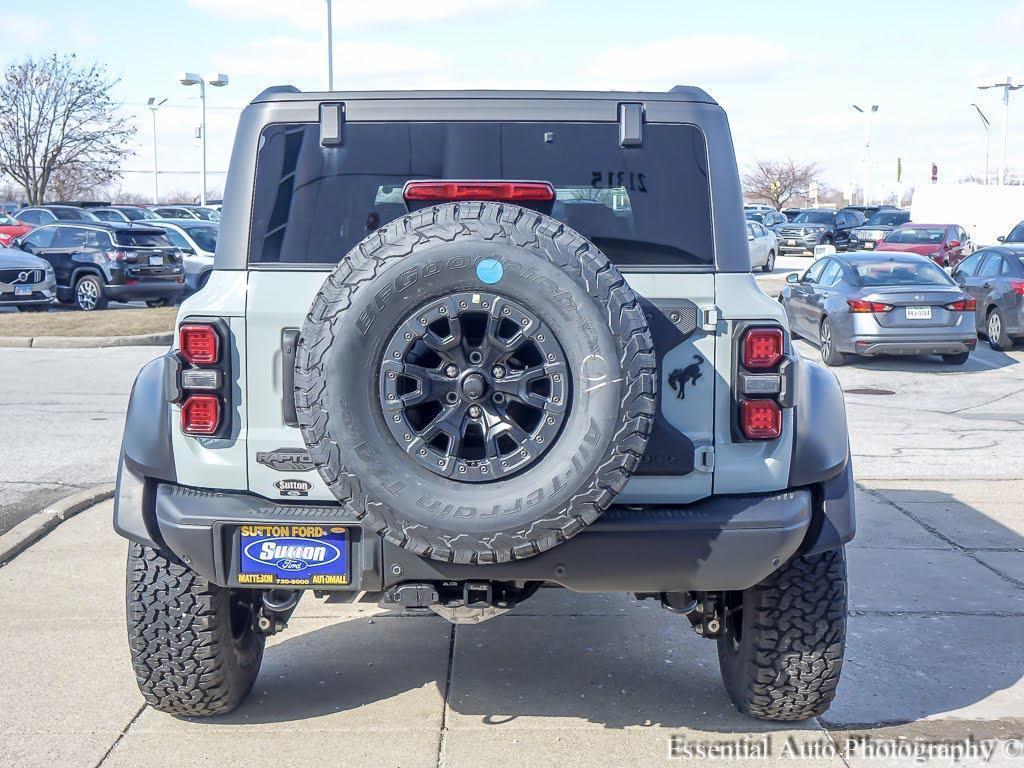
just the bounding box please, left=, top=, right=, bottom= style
left=251, top=85, right=717, bottom=106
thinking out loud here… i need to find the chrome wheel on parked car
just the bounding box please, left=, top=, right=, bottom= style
left=75, top=275, right=107, bottom=311
left=819, top=317, right=846, bottom=367
left=987, top=309, right=1012, bottom=351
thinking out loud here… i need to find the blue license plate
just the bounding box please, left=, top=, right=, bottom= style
left=238, top=524, right=349, bottom=586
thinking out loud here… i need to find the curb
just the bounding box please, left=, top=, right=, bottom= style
left=0, top=332, right=172, bottom=348
left=0, top=484, right=115, bottom=566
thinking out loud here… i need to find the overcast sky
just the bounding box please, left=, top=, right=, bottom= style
left=5, top=0, right=1024, bottom=201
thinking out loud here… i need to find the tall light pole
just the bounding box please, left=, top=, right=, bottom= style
left=146, top=98, right=167, bottom=204
left=325, top=0, right=335, bottom=90
left=978, top=77, right=1022, bottom=185
left=852, top=104, right=878, bottom=205
left=970, top=103, right=991, bottom=184
left=179, top=72, right=229, bottom=206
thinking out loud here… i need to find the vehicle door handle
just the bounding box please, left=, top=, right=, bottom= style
left=281, top=329, right=299, bottom=427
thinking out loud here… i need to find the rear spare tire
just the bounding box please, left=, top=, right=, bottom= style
left=295, top=202, right=656, bottom=564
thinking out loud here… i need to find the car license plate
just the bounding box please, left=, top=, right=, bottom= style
left=238, top=524, right=349, bottom=586
left=15, top=285, right=31, bottom=296
left=149, top=255, right=163, bottom=266
left=906, top=306, right=932, bottom=320
left=863, top=241, right=874, bottom=249
left=787, top=239, right=797, bottom=246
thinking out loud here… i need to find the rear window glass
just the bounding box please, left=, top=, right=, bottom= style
left=248, top=121, right=713, bottom=268
left=121, top=208, right=151, bottom=221
left=854, top=261, right=953, bottom=286
left=863, top=211, right=909, bottom=226
left=884, top=227, right=945, bottom=244
left=183, top=225, right=218, bottom=252
left=114, top=231, right=172, bottom=247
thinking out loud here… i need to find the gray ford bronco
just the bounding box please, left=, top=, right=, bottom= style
left=114, top=86, right=854, bottom=721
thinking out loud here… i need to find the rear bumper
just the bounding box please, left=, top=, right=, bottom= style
left=846, top=335, right=977, bottom=356
left=133, top=476, right=853, bottom=593
left=105, top=280, right=185, bottom=301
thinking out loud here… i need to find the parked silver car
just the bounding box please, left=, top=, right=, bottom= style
left=144, top=219, right=217, bottom=292
left=952, top=246, right=1024, bottom=350
left=780, top=251, right=977, bottom=366
left=0, top=246, right=56, bottom=312
left=746, top=220, right=777, bottom=272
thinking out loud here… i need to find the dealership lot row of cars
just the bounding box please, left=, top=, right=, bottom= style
left=751, top=204, right=1024, bottom=367
left=0, top=204, right=220, bottom=312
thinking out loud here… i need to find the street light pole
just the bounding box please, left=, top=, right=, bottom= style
left=978, top=77, right=1022, bottom=185
left=179, top=73, right=229, bottom=206
left=146, top=97, right=167, bottom=204
left=852, top=104, right=878, bottom=205
left=970, top=103, right=991, bottom=184
left=325, top=0, right=334, bottom=90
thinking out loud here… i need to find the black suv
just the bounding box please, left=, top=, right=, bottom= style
left=13, top=222, right=185, bottom=310
left=776, top=208, right=865, bottom=254
left=847, top=208, right=911, bottom=251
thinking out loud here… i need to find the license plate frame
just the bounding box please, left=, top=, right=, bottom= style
left=149, top=255, right=163, bottom=266
left=905, top=306, right=932, bottom=320
left=787, top=239, right=797, bottom=246
left=237, top=524, right=350, bottom=587
left=14, top=285, right=32, bottom=296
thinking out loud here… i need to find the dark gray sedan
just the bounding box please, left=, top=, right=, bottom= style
left=780, top=251, right=978, bottom=366
left=951, top=245, right=1024, bottom=350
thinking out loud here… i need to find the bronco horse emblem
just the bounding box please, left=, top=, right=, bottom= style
left=668, top=355, right=705, bottom=400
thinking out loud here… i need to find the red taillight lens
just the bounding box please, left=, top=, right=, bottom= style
left=944, top=297, right=977, bottom=311
left=740, top=399, right=782, bottom=440
left=847, top=299, right=894, bottom=313
left=742, top=328, right=784, bottom=369
left=1011, top=280, right=1024, bottom=297
left=179, top=324, right=219, bottom=365
left=105, top=250, right=128, bottom=261
left=181, top=394, right=220, bottom=435
left=403, top=180, right=556, bottom=203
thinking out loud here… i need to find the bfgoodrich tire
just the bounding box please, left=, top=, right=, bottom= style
left=717, top=548, right=847, bottom=721
left=126, top=542, right=265, bottom=716
left=295, top=202, right=656, bottom=565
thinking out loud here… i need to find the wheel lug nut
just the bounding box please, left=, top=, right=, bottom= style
left=468, top=405, right=481, bottom=418
left=445, top=365, right=459, bottom=377
left=492, top=365, right=505, bottom=378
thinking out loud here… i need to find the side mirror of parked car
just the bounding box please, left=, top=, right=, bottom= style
left=997, top=235, right=1006, bottom=242
left=948, top=240, right=960, bottom=249
left=9, top=238, right=20, bottom=249
left=786, top=272, right=800, bottom=284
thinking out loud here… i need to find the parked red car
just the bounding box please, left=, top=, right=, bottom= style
left=875, top=223, right=972, bottom=267
left=0, top=213, right=33, bottom=248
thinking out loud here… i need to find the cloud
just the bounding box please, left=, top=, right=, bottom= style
left=584, top=35, right=787, bottom=89
left=186, top=0, right=539, bottom=30
left=4, top=13, right=49, bottom=44
left=210, top=37, right=450, bottom=85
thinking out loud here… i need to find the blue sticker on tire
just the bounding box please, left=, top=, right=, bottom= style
left=238, top=525, right=349, bottom=586
left=476, top=258, right=503, bottom=284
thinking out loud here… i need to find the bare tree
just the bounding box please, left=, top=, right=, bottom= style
left=0, top=54, right=135, bottom=205
left=743, top=159, right=821, bottom=210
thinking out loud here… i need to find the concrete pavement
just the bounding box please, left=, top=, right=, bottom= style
left=2, top=481, right=1023, bottom=768
left=0, top=346, right=163, bottom=534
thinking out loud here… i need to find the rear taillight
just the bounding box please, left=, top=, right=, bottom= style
left=742, top=328, right=784, bottom=369
left=740, top=399, right=782, bottom=440
left=176, top=319, right=228, bottom=438
left=105, top=250, right=129, bottom=261
left=847, top=299, right=894, bottom=313
left=179, top=324, right=220, bottom=365
left=181, top=395, right=220, bottom=436
left=403, top=180, right=556, bottom=203
left=944, top=297, right=977, bottom=311
left=1012, top=280, right=1024, bottom=296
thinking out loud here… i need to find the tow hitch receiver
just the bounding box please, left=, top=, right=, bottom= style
left=382, top=581, right=539, bottom=625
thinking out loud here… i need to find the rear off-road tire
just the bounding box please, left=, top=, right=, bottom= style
left=717, top=547, right=847, bottom=721
left=126, top=542, right=265, bottom=716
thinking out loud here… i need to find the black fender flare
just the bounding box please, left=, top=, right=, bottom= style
left=787, top=354, right=855, bottom=553
left=113, top=352, right=178, bottom=547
